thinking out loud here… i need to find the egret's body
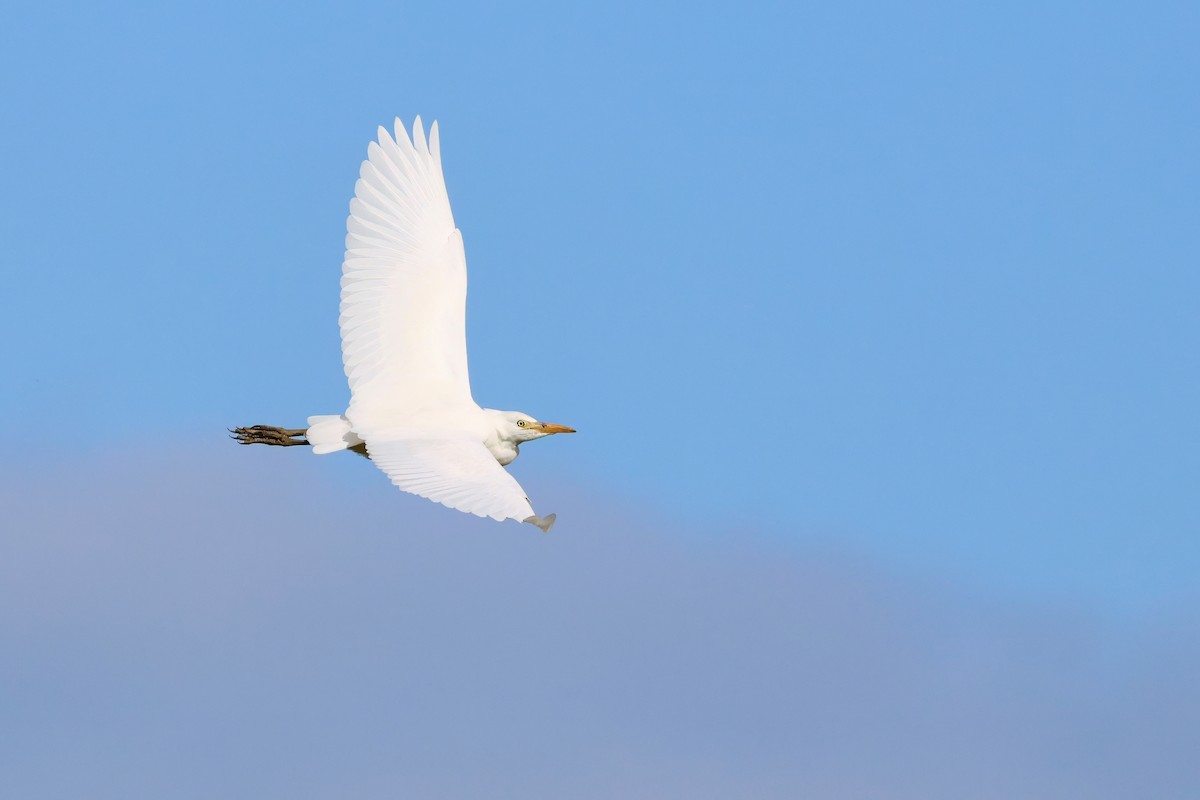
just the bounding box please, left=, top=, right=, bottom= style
left=234, top=118, right=573, bottom=531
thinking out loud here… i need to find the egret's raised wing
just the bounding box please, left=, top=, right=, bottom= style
left=366, top=433, right=537, bottom=524
left=341, top=117, right=473, bottom=427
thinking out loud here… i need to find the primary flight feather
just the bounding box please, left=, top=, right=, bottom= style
left=233, top=117, right=574, bottom=532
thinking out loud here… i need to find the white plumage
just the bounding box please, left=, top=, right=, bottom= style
left=304, top=117, right=574, bottom=532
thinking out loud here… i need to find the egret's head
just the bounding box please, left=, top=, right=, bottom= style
left=499, top=411, right=576, bottom=442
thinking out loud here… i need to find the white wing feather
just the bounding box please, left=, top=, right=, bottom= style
left=367, top=433, right=536, bottom=523
left=337, top=118, right=548, bottom=526
left=340, top=117, right=473, bottom=429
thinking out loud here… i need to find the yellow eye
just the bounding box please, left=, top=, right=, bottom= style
left=516, top=420, right=526, bottom=428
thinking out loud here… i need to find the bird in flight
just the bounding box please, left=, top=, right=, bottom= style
left=232, top=117, right=574, bottom=532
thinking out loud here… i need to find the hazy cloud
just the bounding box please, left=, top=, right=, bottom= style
left=1, top=443, right=1196, bottom=799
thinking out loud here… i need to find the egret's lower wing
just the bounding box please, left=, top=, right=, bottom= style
left=365, top=434, right=537, bottom=524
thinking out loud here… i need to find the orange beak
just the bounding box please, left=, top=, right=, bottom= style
left=538, top=422, right=576, bottom=434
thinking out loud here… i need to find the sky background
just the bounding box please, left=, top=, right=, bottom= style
left=1, top=1, right=1197, bottom=797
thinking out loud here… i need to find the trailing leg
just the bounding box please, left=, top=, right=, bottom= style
left=230, top=425, right=310, bottom=447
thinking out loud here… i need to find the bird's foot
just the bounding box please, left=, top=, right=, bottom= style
left=229, top=425, right=310, bottom=446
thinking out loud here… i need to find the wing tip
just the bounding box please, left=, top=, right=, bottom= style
left=523, top=513, right=557, bottom=533
left=412, top=115, right=428, bottom=153
left=392, top=117, right=412, bottom=147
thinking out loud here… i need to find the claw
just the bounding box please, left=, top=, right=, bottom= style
left=229, top=424, right=311, bottom=447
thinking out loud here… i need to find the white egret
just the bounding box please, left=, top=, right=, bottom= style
left=233, top=117, right=574, bottom=532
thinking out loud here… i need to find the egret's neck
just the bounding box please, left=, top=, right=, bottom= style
left=488, top=439, right=519, bottom=466
left=481, top=408, right=521, bottom=466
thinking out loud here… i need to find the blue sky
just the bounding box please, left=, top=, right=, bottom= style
left=3, top=2, right=1198, bottom=606
left=3, top=2, right=1197, bottom=608
left=2, top=1, right=1199, bottom=795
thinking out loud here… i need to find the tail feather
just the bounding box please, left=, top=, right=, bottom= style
left=306, top=415, right=363, bottom=455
